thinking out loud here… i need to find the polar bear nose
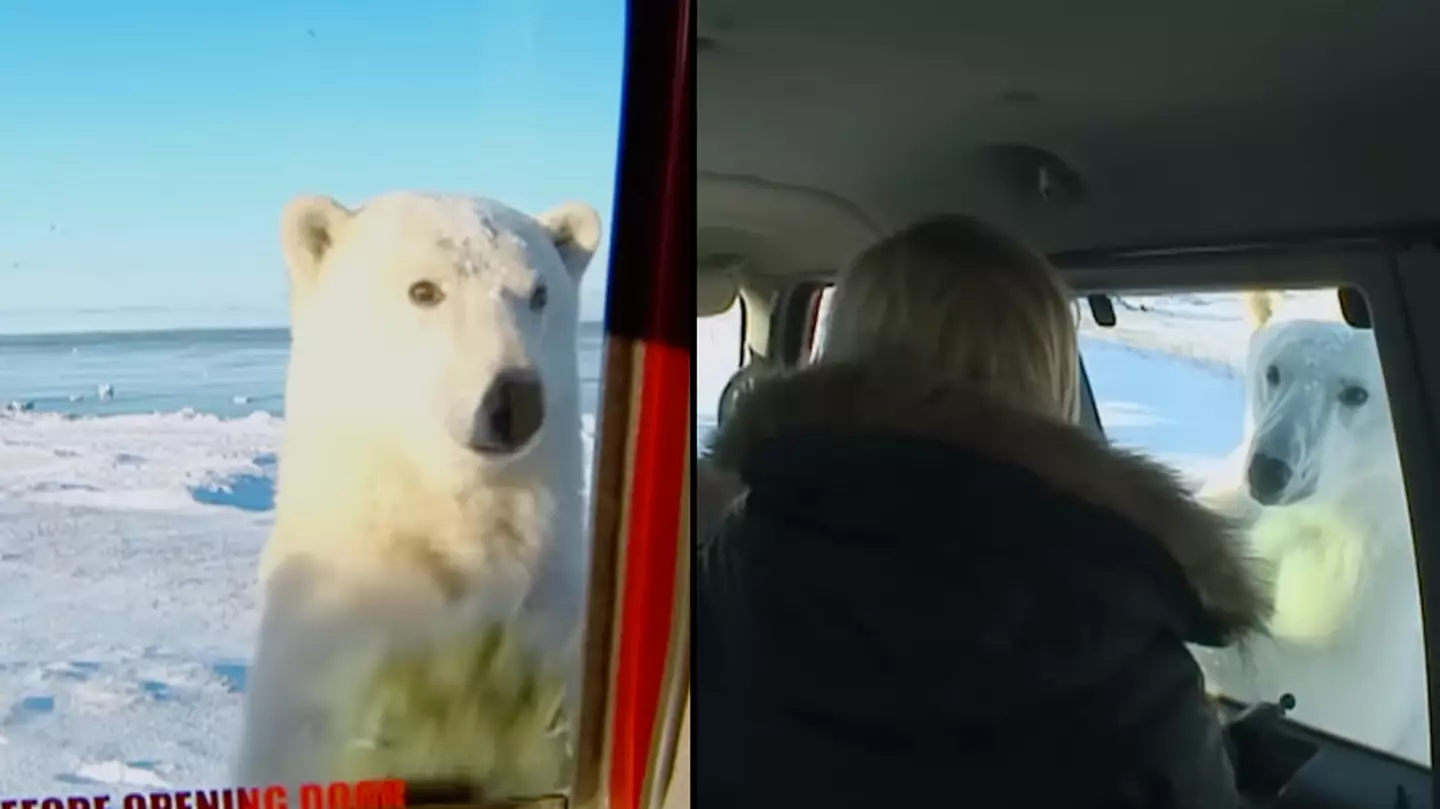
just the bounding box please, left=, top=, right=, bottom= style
left=471, top=369, right=546, bottom=454
left=1247, top=453, right=1294, bottom=505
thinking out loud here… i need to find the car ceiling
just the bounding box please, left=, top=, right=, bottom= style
left=697, top=1, right=1440, bottom=281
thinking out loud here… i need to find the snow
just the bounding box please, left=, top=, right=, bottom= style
left=1076, top=290, right=1345, bottom=368
left=0, top=409, right=597, bottom=796
left=0, top=287, right=1411, bottom=796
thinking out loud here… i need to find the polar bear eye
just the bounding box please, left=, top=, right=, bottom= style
left=1265, top=364, right=1281, bottom=387
left=1338, top=385, right=1370, bottom=408
left=408, top=281, right=445, bottom=308
left=529, top=284, right=549, bottom=312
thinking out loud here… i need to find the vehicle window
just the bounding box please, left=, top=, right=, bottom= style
left=0, top=2, right=625, bottom=795
left=810, top=286, right=835, bottom=363
left=1078, top=288, right=1428, bottom=765
left=696, top=299, right=746, bottom=445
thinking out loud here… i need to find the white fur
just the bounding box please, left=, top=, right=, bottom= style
left=1194, top=291, right=1429, bottom=764
left=233, top=191, right=602, bottom=786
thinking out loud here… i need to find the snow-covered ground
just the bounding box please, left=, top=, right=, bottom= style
left=1075, top=290, right=1345, bottom=370
left=0, top=287, right=1403, bottom=795
left=0, top=410, right=596, bottom=795
left=0, top=412, right=277, bottom=793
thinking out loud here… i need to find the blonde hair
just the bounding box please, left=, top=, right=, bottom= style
left=820, top=214, right=1080, bottom=422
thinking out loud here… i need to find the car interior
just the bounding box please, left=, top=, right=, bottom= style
left=697, top=2, right=1440, bottom=807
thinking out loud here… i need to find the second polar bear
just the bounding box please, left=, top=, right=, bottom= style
left=233, top=191, right=601, bottom=789
left=1193, top=291, right=1428, bottom=763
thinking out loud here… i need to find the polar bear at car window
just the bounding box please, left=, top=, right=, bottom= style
left=233, top=191, right=601, bottom=791
left=1193, top=290, right=1428, bottom=764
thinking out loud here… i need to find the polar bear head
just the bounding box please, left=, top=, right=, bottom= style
left=1240, top=291, right=1398, bottom=508
left=277, top=191, right=601, bottom=481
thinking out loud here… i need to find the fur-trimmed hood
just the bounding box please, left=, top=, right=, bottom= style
left=704, top=357, right=1271, bottom=644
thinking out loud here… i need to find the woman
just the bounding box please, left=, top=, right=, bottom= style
left=694, top=216, right=1270, bottom=808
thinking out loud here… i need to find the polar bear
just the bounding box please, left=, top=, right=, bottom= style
left=233, top=191, right=602, bottom=789
left=1192, top=290, right=1429, bottom=763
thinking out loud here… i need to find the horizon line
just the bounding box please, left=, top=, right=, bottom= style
left=0, top=318, right=609, bottom=341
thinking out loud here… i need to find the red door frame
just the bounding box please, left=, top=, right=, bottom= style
left=573, top=0, right=693, bottom=806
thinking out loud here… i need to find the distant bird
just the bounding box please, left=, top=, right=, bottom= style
left=307, top=28, right=316, bottom=38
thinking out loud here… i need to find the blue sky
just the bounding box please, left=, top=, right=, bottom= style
left=0, top=0, right=626, bottom=335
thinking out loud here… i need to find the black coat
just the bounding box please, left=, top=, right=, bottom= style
left=695, top=358, right=1271, bottom=809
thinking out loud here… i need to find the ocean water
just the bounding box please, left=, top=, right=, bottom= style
left=0, top=321, right=608, bottom=419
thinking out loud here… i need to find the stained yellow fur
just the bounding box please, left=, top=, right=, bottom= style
left=333, top=624, right=572, bottom=796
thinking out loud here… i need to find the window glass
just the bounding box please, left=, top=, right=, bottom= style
left=810, top=286, right=835, bottom=363
left=0, top=1, right=625, bottom=794
left=1078, top=288, right=1428, bottom=765
left=696, top=299, right=746, bottom=445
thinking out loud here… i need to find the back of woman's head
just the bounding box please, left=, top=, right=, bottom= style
left=820, top=214, right=1080, bottom=422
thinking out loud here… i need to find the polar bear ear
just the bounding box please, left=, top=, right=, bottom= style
left=280, top=194, right=355, bottom=304
left=535, top=201, right=603, bottom=282
left=1243, top=290, right=1276, bottom=330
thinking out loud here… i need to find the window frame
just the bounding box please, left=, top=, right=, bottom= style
left=776, top=280, right=829, bottom=367
left=1056, top=241, right=1440, bottom=760
left=1077, top=356, right=1104, bottom=440
left=733, top=297, right=749, bottom=369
